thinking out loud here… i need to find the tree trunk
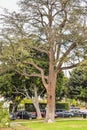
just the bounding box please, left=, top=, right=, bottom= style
left=33, top=102, right=42, bottom=119
left=33, top=85, right=42, bottom=119
left=45, top=48, right=57, bottom=122
left=45, top=75, right=56, bottom=122
left=25, top=85, right=42, bottom=119
left=12, top=102, right=18, bottom=113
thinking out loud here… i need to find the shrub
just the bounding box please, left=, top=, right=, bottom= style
left=0, top=102, right=10, bottom=128
left=25, top=102, right=69, bottom=112
left=56, top=102, right=70, bottom=110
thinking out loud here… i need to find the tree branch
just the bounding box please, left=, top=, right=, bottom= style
left=32, top=46, right=48, bottom=55
left=24, top=86, right=32, bottom=100
left=61, top=62, right=80, bottom=70
left=56, top=42, right=77, bottom=73
left=22, top=61, right=48, bottom=89
left=13, top=85, right=27, bottom=97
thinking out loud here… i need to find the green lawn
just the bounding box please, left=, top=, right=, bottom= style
left=20, top=119, right=87, bottom=130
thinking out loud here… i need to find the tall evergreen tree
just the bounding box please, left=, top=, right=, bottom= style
left=0, top=0, right=87, bottom=122
left=67, top=61, right=87, bottom=103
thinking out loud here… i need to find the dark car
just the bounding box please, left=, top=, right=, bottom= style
left=16, top=110, right=36, bottom=119
left=9, top=112, right=16, bottom=120
left=30, top=109, right=46, bottom=118
left=31, top=111, right=37, bottom=119
left=40, top=109, right=46, bottom=118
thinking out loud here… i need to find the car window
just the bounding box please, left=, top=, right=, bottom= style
left=55, top=109, right=65, bottom=112
left=24, top=111, right=28, bottom=115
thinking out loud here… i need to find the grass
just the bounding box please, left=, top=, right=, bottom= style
left=18, top=119, right=87, bottom=130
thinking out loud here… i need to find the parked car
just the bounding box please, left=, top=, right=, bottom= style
left=55, top=109, right=66, bottom=113
left=40, top=109, right=46, bottom=118
left=55, top=110, right=74, bottom=118
left=55, top=109, right=65, bottom=118
left=80, top=109, right=87, bottom=115
left=15, top=110, right=36, bottom=119
left=70, top=110, right=83, bottom=117
left=70, top=106, right=80, bottom=110
left=9, top=112, right=16, bottom=120
left=31, top=111, right=37, bottom=118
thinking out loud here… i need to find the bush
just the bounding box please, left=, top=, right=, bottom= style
left=25, top=102, right=69, bottom=112
left=25, top=103, right=47, bottom=112
left=0, top=102, right=10, bottom=128
left=56, top=102, right=70, bottom=110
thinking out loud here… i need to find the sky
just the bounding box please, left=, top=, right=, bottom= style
left=0, top=0, right=19, bottom=12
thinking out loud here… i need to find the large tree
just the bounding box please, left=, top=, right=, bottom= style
left=0, top=0, right=87, bottom=122
left=66, top=60, right=87, bottom=103
left=0, top=70, right=44, bottom=119
left=0, top=72, right=23, bottom=113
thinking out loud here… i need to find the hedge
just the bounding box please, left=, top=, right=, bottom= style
left=25, top=102, right=69, bottom=112
left=56, top=102, right=69, bottom=110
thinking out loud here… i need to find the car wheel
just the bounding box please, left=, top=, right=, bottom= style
left=17, top=116, right=20, bottom=119
left=29, top=117, right=32, bottom=120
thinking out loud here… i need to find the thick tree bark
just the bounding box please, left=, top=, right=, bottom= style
left=45, top=48, right=57, bottom=122
left=45, top=77, right=56, bottom=122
